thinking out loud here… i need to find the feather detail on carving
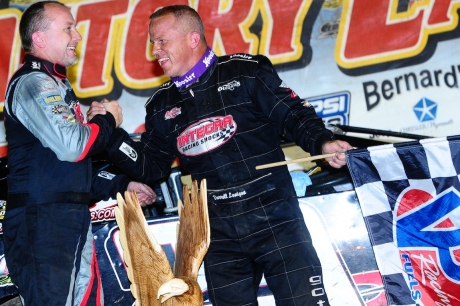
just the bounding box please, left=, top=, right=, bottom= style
left=115, top=179, right=209, bottom=306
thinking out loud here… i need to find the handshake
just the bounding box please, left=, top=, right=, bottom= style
left=86, top=99, right=123, bottom=128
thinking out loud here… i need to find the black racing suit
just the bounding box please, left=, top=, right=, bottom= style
left=3, top=54, right=128, bottom=306
left=106, top=53, right=333, bottom=306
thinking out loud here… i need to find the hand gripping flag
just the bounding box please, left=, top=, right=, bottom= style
left=346, top=136, right=460, bottom=306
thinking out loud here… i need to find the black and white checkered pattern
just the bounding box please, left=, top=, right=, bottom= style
left=347, top=135, right=460, bottom=306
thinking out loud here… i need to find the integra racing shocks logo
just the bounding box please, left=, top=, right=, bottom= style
left=177, top=115, right=237, bottom=156
left=395, top=187, right=460, bottom=305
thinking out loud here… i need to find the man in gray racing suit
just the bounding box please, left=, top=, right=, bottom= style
left=3, top=2, right=156, bottom=305
left=90, top=5, right=353, bottom=306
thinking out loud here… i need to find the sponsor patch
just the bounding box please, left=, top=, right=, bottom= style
left=229, top=54, right=253, bottom=60
left=279, top=81, right=298, bottom=98
left=31, top=61, right=41, bottom=70
left=279, top=81, right=289, bottom=88
left=43, top=95, right=63, bottom=104
left=71, top=101, right=85, bottom=124
left=98, top=171, right=115, bottom=180
left=174, top=72, right=196, bottom=88
left=202, top=49, right=215, bottom=67
left=119, top=142, right=138, bottom=161
left=177, top=115, right=237, bottom=156
left=63, top=115, right=76, bottom=123
left=37, top=80, right=56, bottom=93
left=52, top=105, right=70, bottom=114
left=165, top=107, right=181, bottom=120
left=217, top=80, right=240, bottom=92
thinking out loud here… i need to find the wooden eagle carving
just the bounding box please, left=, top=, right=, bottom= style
left=114, top=179, right=210, bottom=305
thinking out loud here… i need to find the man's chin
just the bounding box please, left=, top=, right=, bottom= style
left=65, top=57, right=79, bottom=68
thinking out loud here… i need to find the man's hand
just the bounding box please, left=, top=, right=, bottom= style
left=86, top=101, right=107, bottom=122
left=321, top=140, right=354, bottom=168
left=102, top=100, right=123, bottom=127
left=86, top=99, right=123, bottom=127
left=127, top=181, right=157, bottom=207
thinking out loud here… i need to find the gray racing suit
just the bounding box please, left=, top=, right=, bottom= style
left=3, top=54, right=123, bottom=306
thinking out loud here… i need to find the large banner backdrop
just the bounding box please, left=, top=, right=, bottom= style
left=2, top=0, right=460, bottom=304
left=2, top=0, right=460, bottom=155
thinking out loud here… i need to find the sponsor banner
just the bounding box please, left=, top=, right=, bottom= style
left=90, top=198, right=118, bottom=223
left=0, top=190, right=388, bottom=305
left=95, top=190, right=386, bottom=305
left=347, top=136, right=460, bottom=305
left=1, top=0, right=460, bottom=156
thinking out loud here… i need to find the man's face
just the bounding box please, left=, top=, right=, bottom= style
left=149, top=14, right=192, bottom=78
left=42, top=4, right=82, bottom=67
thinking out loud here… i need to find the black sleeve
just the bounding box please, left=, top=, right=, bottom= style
left=250, top=55, right=334, bottom=155
left=104, top=126, right=175, bottom=185
left=90, top=166, right=131, bottom=202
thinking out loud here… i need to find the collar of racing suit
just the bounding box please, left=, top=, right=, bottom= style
left=171, top=47, right=217, bottom=89
left=174, top=55, right=219, bottom=95
left=21, top=54, right=67, bottom=80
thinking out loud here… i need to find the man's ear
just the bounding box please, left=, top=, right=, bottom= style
left=189, top=31, right=201, bottom=49
left=31, top=32, right=46, bottom=48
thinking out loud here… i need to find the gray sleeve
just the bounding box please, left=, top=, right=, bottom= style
left=11, top=72, right=92, bottom=162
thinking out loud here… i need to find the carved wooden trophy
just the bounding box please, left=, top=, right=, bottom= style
left=115, top=179, right=209, bottom=306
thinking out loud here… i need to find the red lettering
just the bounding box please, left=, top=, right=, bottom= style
left=204, top=123, right=214, bottom=134
left=338, top=0, right=460, bottom=68
left=186, top=130, right=196, bottom=142
left=222, top=115, right=233, bottom=128
left=0, top=12, right=21, bottom=104
left=266, top=0, right=306, bottom=56
left=94, top=208, right=115, bottom=220
left=343, top=0, right=424, bottom=59
left=196, top=125, right=204, bottom=139
left=71, top=0, right=129, bottom=95
left=197, top=0, right=252, bottom=54
left=428, top=0, right=452, bottom=25
left=105, top=208, right=114, bottom=219
left=214, top=119, right=223, bottom=131
left=178, top=135, right=188, bottom=147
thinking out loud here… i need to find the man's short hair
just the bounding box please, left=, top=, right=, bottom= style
left=149, top=5, right=206, bottom=45
left=19, top=1, right=67, bottom=53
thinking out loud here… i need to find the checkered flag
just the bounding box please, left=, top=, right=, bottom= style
left=347, top=136, right=460, bottom=306
left=215, top=123, right=236, bottom=142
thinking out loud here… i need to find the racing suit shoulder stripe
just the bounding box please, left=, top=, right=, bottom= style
left=75, top=123, right=100, bottom=162
left=145, top=81, right=174, bottom=108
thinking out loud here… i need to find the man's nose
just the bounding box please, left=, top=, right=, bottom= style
left=152, top=42, right=161, bottom=56
left=73, top=29, right=82, bottom=42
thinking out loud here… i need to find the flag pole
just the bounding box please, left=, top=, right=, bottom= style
left=255, top=153, right=336, bottom=170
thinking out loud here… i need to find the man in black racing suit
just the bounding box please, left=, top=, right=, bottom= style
left=91, top=5, right=353, bottom=306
